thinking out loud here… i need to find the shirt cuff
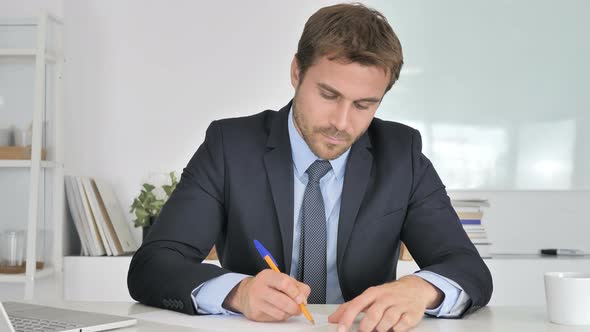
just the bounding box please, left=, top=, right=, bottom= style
left=191, top=273, right=251, bottom=315
left=414, top=270, right=471, bottom=318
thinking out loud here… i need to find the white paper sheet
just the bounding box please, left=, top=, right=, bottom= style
left=132, top=310, right=347, bottom=332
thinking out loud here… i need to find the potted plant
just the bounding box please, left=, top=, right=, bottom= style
left=130, top=171, right=178, bottom=240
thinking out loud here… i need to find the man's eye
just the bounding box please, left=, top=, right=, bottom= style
left=355, top=103, right=369, bottom=110
left=321, top=93, right=338, bottom=100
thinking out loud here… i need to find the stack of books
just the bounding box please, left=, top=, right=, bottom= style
left=65, top=176, right=138, bottom=256
left=451, top=199, right=492, bottom=258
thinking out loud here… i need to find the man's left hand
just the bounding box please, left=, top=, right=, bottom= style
left=328, top=275, right=444, bottom=332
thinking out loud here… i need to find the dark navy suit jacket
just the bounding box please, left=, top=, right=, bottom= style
left=128, top=101, right=493, bottom=315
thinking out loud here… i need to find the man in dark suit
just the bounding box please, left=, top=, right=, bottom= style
left=128, top=3, right=492, bottom=332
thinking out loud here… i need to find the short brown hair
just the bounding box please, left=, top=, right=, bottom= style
left=295, top=3, right=403, bottom=92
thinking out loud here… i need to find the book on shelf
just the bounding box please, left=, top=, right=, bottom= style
left=454, top=206, right=482, bottom=214
left=460, top=219, right=482, bottom=225
left=462, top=224, right=486, bottom=231
left=93, top=179, right=138, bottom=253
left=452, top=198, right=492, bottom=258
left=64, top=177, right=90, bottom=256
left=451, top=199, right=490, bottom=208
left=82, top=177, right=124, bottom=256
left=65, top=176, right=138, bottom=256
left=474, top=243, right=492, bottom=258
left=472, top=239, right=492, bottom=247
left=75, top=176, right=107, bottom=256
left=457, top=211, right=483, bottom=220
left=91, top=179, right=126, bottom=256
left=81, top=177, right=112, bottom=256
left=66, top=176, right=103, bottom=256
left=467, top=232, right=489, bottom=239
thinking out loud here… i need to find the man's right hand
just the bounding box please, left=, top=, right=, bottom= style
left=222, top=269, right=311, bottom=322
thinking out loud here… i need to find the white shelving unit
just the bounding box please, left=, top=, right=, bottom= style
left=0, top=12, right=64, bottom=300
left=0, top=160, right=59, bottom=168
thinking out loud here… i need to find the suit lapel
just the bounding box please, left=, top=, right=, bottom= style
left=263, top=103, right=295, bottom=273
left=337, top=132, right=373, bottom=279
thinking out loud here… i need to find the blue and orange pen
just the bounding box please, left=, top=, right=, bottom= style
left=253, top=239, right=315, bottom=325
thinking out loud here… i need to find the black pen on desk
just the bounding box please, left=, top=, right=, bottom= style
left=540, top=249, right=586, bottom=256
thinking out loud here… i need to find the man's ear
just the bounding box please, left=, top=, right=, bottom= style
left=290, top=57, right=300, bottom=88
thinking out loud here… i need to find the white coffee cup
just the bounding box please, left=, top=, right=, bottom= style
left=544, top=272, right=590, bottom=325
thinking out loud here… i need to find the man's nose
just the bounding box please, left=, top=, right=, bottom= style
left=330, top=102, right=352, bottom=132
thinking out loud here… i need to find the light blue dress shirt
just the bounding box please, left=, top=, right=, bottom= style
left=191, top=108, right=471, bottom=317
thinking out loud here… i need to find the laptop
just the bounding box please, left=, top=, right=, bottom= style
left=0, top=301, right=137, bottom=332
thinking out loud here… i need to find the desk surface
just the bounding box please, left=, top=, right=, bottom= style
left=33, top=301, right=590, bottom=332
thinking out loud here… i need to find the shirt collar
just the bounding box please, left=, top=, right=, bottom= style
left=287, top=105, right=349, bottom=181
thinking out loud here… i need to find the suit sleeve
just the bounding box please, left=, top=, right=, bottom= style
left=400, top=129, right=493, bottom=316
left=127, top=121, right=231, bottom=315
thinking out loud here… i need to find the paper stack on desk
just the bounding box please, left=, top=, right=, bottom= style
left=451, top=199, right=492, bottom=258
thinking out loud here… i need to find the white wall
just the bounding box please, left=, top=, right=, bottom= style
left=0, top=0, right=62, bottom=17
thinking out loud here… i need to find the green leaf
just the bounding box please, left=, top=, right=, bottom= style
left=129, top=172, right=180, bottom=227
left=143, top=183, right=156, bottom=192
left=162, top=184, right=173, bottom=197
left=135, top=207, right=149, bottom=218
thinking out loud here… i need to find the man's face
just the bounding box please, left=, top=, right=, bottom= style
left=291, top=56, right=389, bottom=160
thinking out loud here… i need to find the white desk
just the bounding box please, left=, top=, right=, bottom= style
left=32, top=301, right=590, bottom=331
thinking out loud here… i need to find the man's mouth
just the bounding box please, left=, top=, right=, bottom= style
left=322, top=132, right=347, bottom=144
